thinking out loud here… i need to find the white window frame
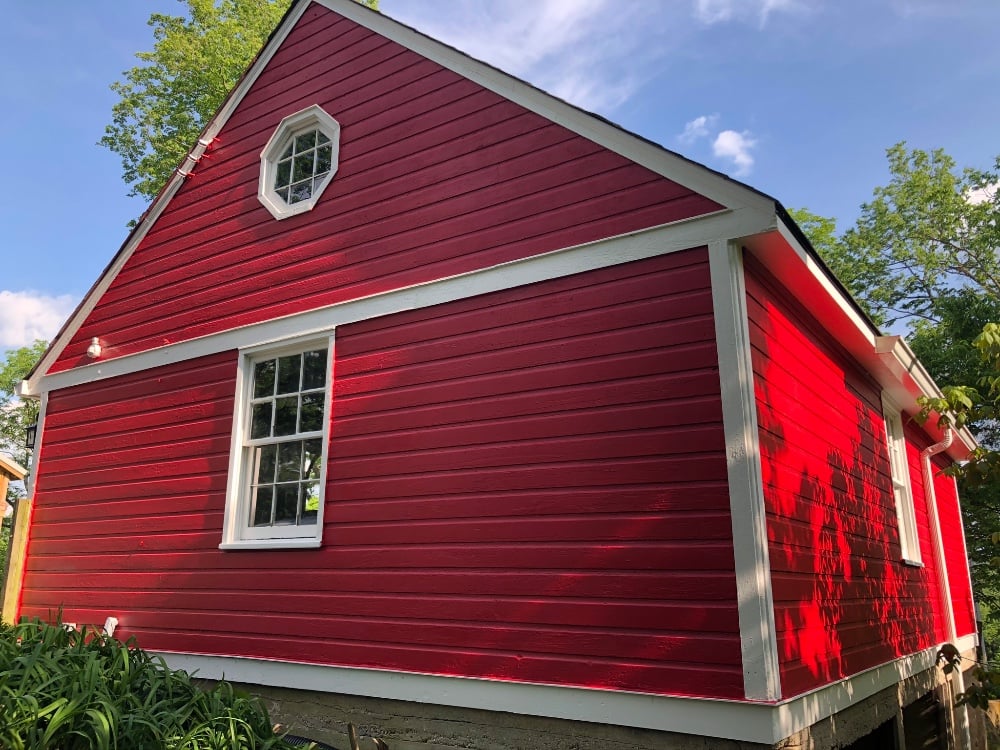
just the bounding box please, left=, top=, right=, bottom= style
left=258, top=104, right=341, bottom=221
left=220, top=334, right=334, bottom=550
left=881, top=394, right=922, bottom=565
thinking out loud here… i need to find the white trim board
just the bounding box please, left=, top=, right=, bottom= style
left=27, top=209, right=773, bottom=396
left=709, top=240, right=779, bottom=702
left=27, top=0, right=776, bottom=393
left=156, top=634, right=977, bottom=746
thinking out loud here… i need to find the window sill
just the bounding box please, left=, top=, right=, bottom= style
left=901, top=558, right=924, bottom=568
left=219, top=537, right=321, bottom=551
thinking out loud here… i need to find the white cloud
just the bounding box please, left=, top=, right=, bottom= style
left=713, top=130, right=757, bottom=176
left=0, top=290, right=75, bottom=349
left=390, top=0, right=658, bottom=113
left=694, top=0, right=807, bottom=27
left=678, top=114, right=719, bottom=144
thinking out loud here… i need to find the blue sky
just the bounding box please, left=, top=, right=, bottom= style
left=1, top=0, right=998, bottom=352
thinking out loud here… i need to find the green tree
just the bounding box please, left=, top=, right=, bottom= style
left=102, top=0, right=378, bottom=201
left=0, top=341, right=46, bottom=582
left=822, top=143, right=999, bottom=328
left=0, top=341, right=46, bottom=474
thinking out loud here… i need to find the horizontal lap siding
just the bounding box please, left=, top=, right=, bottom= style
left=931, top=460, right=977, bottom=637
left=23, top=251, right=741, bottom=700
left=745, top=256, right=946, bottom=699
left=320, top=248, right=741, bottom=697
left=21, top=351, right=238, bottom=620
left=50, top=5, right=722, bottom=372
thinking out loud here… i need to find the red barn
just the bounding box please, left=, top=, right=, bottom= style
left=4, top=1, right=980, bottom=747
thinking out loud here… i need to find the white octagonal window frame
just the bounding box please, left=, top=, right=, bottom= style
left=258, top=105, right=341, bottom=220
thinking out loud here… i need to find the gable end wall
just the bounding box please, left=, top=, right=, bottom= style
left=50, top=4, right=722, bottom=373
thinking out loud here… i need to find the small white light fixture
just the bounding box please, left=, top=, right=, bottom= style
left=86, top=337, right=102, bottom=359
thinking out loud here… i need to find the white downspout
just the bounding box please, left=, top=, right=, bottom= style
left=922, top=429, right=970, bottom=749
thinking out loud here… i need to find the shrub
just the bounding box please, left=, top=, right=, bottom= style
left=0, top=618, right=305, bottom=750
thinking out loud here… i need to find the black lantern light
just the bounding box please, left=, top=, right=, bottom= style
left=25, top=423, right=37, bottom=451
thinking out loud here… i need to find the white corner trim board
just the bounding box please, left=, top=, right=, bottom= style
left=708, top=239, right=780, bottom=702
left=156, top=634, right=977, bottom=746
left=27, top=208, right=773, bottom=396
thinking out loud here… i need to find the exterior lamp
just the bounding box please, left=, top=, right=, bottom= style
left=25, top=423, right=37, bottom=450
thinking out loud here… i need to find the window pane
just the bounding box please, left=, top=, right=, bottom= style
left=254, top=444, right=277, bottom=484
left=276, top=441, right=302, bottom=482
left=280, top=141, right=294, bottom=159
left=251, top=487, right=273, bottom=527
left=277, top=355, right=301, bottom=394
left=275, top=485, right=298, bottom=524
left=275, top=159, right=292, bottom=188
left=300, top=393, right=324, bottom=432
left=316, top=145, right=332, bottom=175
left=274, top=396, right=298, bottom=436
left=295, top=131, right=317, bottom=152
left=276, top=186, right=290, bottom=203
left=303, top=438, right=322, bottom=480
left=253, top=359, right=275, bottom=398
left=302, top=349, right=326, bottom=390
left=317, top=131, right=330, bottom=145
left=250, top=402, right=272, bottom=439
left=293, top=153, right=314, bottom=183
left=289, top=180, right=312, bottom=204
left=300, top=482, right=320, bottom=524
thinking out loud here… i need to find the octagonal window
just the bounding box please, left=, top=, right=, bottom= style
left=259, top=105, right=341, bottom=220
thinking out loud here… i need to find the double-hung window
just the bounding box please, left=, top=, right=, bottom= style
left=222, top=339, right=332, bottom=549
left=882, top=394, right=922, bottom=565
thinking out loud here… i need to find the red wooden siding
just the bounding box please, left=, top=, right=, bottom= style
left=50, top=4, right=722, bottom=373
left=745, top=255, right=949, bottom=699
left=24, top=250, right=741, bottom=699
left=933, top=470, right=977, bottom=637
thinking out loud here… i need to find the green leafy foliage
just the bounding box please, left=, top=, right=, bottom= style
left=101, top=0, right=379, bottom=201
left=836, top=144, right=999, bottom=328
left=0, top=618, right=306, bottom=749
left=0, top=340, right=46, bottom=474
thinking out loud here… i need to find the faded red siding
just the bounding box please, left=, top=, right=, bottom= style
left=934, top=470, right=976, bottom=637
left=24, top=250, right=741, bottom=699
left=51, top=4, right=721, bottom=373
left=745, top=256, right=947, bottom=699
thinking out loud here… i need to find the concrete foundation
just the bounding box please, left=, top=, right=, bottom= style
left=223, top=649, right=983, bottom=750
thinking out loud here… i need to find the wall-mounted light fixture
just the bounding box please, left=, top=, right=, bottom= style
left=87, top=337, right=102, bottom=359
left=25, top=423, right=37, bottom=450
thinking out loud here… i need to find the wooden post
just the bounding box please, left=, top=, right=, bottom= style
left=0, top=454, right=29, bottom=624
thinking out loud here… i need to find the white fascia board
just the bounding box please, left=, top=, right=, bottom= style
left=315, top=0, right=775, bottom=217
left=876, top=335, right=977, bottom=458
left=23, top=2, right=311, bottom=396
left=708, top=240, right=779, bottom=702
left=28, top=208, right=773, bottom=396
left=155, top=634, right=976, bottom=746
